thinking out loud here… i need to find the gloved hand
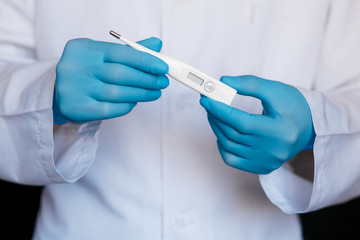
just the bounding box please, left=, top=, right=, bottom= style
left=53, top=37, right=169, bottom=124
left=200, top=75, right=316, bottom=174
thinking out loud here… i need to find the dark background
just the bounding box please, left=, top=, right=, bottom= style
left=1, top=179, right=360, bottom=239
left=300, top=196, right=360, bottom=240
left=0, top=180, right=42, bottom=239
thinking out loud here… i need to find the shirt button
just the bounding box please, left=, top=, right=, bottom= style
left=174, top=216, right=194, bottom=231
left=175, top=217, right=188, bottom=230
left=175, top=94, right=195, bottom=110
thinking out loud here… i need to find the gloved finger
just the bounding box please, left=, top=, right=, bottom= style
left=220, top=75, right=285, bottom=113
left=59, top=99, right=137, bottom=122
left=200, top=96, right=273, bottom=135
left=208, top=115, right=254, bottom=146
left=209, top=118, right=256, bottom=158
left=90, top=82, right=162, bottom=103
left=136, top=37, right=164, bottom=52
left=92, top=102, right=137, bottom=120
left=210, top=114, right=287, bottom=168
left=95, top=62, right=169, bottom=90
left=86, top=39, right=168, bottom=74
left=208, top=114, right=282, bottom=145
left=217, top=144, right=274, bottom=174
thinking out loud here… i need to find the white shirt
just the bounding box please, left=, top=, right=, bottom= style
left=0, top=0, right=359, bottom=239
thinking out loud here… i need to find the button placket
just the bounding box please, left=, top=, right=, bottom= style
left=160, top=0, right=202, bottom=239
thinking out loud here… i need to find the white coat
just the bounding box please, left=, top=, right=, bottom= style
left=1, top=0, right=360, bottom=239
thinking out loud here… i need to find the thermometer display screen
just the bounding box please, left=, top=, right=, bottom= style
left=187, top=72, right=204, bottom=86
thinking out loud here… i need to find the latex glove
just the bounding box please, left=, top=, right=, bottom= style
left=53, top=37, right=169, bottom=124
left=200, top=75, right=316, bottom=174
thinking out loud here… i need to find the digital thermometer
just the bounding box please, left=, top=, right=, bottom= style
left=110, top=30, right=237, bottom=105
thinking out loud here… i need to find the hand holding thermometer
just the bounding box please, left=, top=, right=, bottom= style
left=109, top=30, right=237, bottom=105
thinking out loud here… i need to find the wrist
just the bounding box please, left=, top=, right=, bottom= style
left=52, top=87, right=68, bottom=125
left=304, top=125, right=316, bottom=150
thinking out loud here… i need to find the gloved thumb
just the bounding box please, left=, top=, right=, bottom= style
left=137, top=37, right=164, bottom=53
left=220, top=75, right=282, bottom=115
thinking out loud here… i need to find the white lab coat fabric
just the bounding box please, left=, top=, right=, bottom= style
left=0, top=0, right=360, bottom=239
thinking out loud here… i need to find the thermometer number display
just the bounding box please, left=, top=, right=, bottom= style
left=187, top=72, right=204, bottom=86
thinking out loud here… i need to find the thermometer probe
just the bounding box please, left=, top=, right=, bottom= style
left=110, top=30, right=237, bottom=105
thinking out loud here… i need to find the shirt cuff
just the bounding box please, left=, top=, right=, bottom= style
left=33, top=107, right=102, bottom=184
left=49, top=119, right=102, bottom=183
left=259, top=88, right=323, bottom=214
left=259, top=166, right=313, bottom=214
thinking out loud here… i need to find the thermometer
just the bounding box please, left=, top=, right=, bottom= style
left=110, top=30, right=237, bottom=105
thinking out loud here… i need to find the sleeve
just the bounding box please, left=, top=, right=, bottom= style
left=259, top=0, right=360, bottom=213
left=0, top=0, right=100, bottom=185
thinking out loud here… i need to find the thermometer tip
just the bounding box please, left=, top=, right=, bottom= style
left=109, top=30, right=121, bottom=39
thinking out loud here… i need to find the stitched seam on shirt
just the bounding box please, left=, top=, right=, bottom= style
left=0, top=107, right=52, bottom=117
left=307, top=86, right=331, bottom=210
left=316, top=131, right=360, bottom=137
left=311, top=135, right=329, bottom=210
left=35, top=109, right=55, bottom=183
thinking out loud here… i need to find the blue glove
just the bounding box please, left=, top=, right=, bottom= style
left=53, top=37, right=169, bottom=124
left=200, top=75, right=316, bottom=174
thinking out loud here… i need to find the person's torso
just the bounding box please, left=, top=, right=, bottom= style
left=33, top=0, right=329, bottom=239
